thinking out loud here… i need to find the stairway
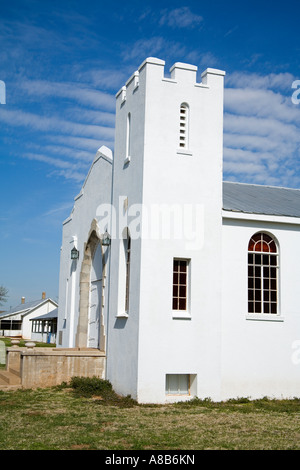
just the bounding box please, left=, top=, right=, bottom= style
left=0, top=366, right=22, bottom=390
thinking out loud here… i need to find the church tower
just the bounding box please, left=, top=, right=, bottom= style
left=106, top=58, right=226, bottom=402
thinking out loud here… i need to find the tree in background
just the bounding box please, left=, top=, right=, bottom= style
left=0, top=286, right=8, bottom=306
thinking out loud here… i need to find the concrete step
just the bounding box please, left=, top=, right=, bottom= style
left=0, top=369, right=21, bottom=385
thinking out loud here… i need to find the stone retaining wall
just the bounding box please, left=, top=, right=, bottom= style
left=6, top=346, right=106, bottom=388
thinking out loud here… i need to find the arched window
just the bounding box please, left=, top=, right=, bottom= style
left=179, top=103, right=189, bottom=149
left=248, top=232, right=279, bottom=314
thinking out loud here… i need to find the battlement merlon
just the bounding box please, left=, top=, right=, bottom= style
left=115, top=58, right=226, bottom=100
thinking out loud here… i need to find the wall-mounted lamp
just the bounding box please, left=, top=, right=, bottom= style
left=101, top=230, right=111, bottom=246
left=71, top=246, right=79, bottom=259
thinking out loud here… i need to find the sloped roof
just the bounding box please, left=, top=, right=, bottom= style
left=223, top=182, right=300, bottom=218
left=0, top=298, right=58, bottom=319
left=30, top=308, right=58, bottom=321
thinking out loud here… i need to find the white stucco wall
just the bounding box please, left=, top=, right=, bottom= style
left=57, top=146, right=113, bottom=349
left=221, top=214, right=300, bottom=399
left=57, top=57, right=300, bottom=404
left=106, top=58, right=226, bottom=402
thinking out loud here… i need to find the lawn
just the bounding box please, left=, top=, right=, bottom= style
left=0, top=377, right=300, bottom=450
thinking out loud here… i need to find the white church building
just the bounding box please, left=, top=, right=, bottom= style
left=57, top=57, right=300, bottom=403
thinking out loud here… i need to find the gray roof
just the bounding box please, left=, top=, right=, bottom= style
left=223, top=182, right=300, bottom=218
left=0, top=299, right=58, bottom=319
left=30, top=308, right=58, bottom=321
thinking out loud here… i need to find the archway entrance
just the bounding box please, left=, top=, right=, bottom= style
left=76, top=220, right=107, bottom=351
left=88, top=241, right=102, bottom=348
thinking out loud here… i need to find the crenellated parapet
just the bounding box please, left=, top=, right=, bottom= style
left=115, top=57, right=225, bottom=105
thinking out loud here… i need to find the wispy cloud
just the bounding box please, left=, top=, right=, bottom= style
left=159, top=7, right=203, bottom=29
left=122, top=37, right=183, bottom=62
left=0, top=108, right=115, bottom=140
left=23, top=153, right=88, bottom=182
left=223, top=71, right=300, bottom=187
left=20, top=79, right=115, bottom=111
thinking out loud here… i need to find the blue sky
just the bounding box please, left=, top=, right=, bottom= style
left=0, top=0, right=299, bottom=308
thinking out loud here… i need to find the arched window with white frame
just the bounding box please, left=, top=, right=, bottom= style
left=179, top=103, right=189, bottom=149
left=248, top=232, right=279, bottom=314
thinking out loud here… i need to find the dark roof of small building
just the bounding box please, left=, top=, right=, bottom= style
left=30, top=308, right=58, bottom=321
left=0, top=298, right=58, bottom=319
left=223, top=181, right=300, bottom=218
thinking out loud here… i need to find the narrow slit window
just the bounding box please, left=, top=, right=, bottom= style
left=248, top=232, right=279, bottom=315
left=126, top=112, right=131, bottom=159
left=179, top=103, right=189, bottom=149
left=125, top=230, right=131, bottom=313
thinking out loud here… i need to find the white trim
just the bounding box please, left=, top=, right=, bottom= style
left=176, top=149, right=192, bottom=156
left=222, top=210, right=300, bottom=225
left=245, top=314, right=284, bottom=322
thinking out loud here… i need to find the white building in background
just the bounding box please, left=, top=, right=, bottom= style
left=57, top=57, right=300, bottom=403
left=0, top=293, right=58, bottom=341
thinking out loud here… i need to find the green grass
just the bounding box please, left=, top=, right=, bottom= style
left=0, top=338, right=55, bottom=348
left=0, top=377, right=300, bottom=450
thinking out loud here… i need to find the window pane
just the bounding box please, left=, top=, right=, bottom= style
left=255, top=302, right=261, bottom=313
left=255, top=278, right=261, bottom=289
left=264, top=291, right=269, bottom=301
left=263, top=254, right=270, bottom=265
left=179, top=261, right=187, bottom=272
left=179, top=285, right=186, bottom=297
left=263, top=267, right=270, bottom=277
left=271, top=291, right=277, bottom=302
left=254, top=241, right=263, bottom=252
left=270, top=267, right=277, bottom=278
left=271, top=303, right=277, bottom=314
left=264, top=302, right=270, bottom=313
left=255, top=254, right=261, bottom=264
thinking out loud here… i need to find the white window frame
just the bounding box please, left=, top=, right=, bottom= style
left=247, top=232, right=282, bottom=322
left=172, top=258, right=191, bottom=319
